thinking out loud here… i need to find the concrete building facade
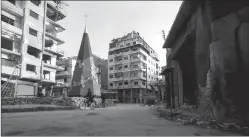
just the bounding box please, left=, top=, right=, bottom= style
left=54, top=55, right=108, bottom=97
left=162, top=0, right=249, bottom=125
left=1, top=0, right=67, bottom=97
left=108, top=31, right=160, bottom=103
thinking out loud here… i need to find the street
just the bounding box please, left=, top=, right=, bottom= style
left=1, top=104, right=239, bottom=136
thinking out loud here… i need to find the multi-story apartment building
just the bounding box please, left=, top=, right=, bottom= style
left=1, top=0, right=67, bottom=97
left=53, top=55, right=108, bottom=97
left=108, top=31, right=160, bottom=103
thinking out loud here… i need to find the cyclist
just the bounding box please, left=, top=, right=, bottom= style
left=85, top=88, right=94, bottom=107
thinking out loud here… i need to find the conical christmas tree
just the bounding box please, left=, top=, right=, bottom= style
left=69, top=26, right=101, bottom=97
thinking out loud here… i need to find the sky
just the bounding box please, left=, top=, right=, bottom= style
left=57, top=1, right=182, bottom=67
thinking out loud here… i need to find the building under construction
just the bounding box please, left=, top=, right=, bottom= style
left=1, top=0, right=68, bottom=97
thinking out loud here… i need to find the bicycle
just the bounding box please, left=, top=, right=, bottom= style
left=79, top=97, right=96, bottom=110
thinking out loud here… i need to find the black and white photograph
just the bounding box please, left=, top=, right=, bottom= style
left=1, top=0, right=249, bottom=136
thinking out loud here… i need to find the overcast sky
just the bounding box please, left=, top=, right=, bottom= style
left=57, top=1, right=182, bottom=67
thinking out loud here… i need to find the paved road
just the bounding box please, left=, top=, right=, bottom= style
left=1, top=104, right=239, bottom=136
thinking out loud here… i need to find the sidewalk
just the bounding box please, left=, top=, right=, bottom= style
left=1, top=104, right=78, bottom=113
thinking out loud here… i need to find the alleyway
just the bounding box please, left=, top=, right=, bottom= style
left=1, top=104, right=239, bottom=136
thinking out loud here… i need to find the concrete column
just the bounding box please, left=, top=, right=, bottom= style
left=130, top=89, right=133, bottom=103
left=123, top=89, right=126, bottom=103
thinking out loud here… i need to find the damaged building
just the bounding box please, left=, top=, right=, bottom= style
left=1, top=0, right=68, bottom=97
left=161, top=0, right=249, bottom=125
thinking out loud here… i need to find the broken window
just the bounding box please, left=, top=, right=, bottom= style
left=30, top=0, right=41, bottom=6
left=29, top=28, right=38, bottom=37
left=43, top=70, right=50, bottom=80
left=7, top=0, right=15, bottom=5
left=27, top=46, right=40, bottom=58
left=30, top=10, right=39, bottom=19
left=1, top=15, right=14, bottom=26
left=1, top=37, right=13, bottom=51
left=26, top=64, right=36, bottom=72
left=42, top=54, right=51, bottom=65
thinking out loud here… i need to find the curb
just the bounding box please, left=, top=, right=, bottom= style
left=1, top=106, right=78, bottom=113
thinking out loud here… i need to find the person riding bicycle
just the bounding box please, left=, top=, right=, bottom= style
left=85, top=88, right=94, bottom=107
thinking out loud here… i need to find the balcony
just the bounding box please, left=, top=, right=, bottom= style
left=46, top=17, right=65, bottom=33
left=1, top=1, right=23, bottom=17
left=1, top=21, right=22, bottom=37
left=1, top=48, right=21, bottom=56
left=1, top=59, right=21, bottom=76
left=45, top=32, right=64, bottom=45
left=47, top=1, right=67, bottom=21
left=44, top=46, right=64, bottom=57
left=56, top=71, right=70, bottom=77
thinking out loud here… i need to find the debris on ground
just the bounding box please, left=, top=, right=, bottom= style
left=154, top=105, right=247, bottom=135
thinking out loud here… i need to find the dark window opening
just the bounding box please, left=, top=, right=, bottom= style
left=124, top=65, right=128, bottom=68
left=1, top=15, right=14, bottom=26
left=1, top=37, right=13, bottom=51
left=27, top=46, right=40, bottom=58
left=124, top=57, right=128, bottom=60
left=109, top=75, right=113, bottom=78
left=124, top=82, right=128, bottom=85
left=42, top=54, right=51, bottom=65
left=110, top=83, right=113, bottom=86
left=109, top=67, right=113, bottom=70
left=133, top=42, right=136, bottom=45
left=110, top=59, right=113, bottom=62
left=30, top=10, right=39, bottom=19
left=134, top=82, right=138, bottom=85
left=64, top=78, right=67, bottom=82
left=7, top=0, right=15, bottom=5
left=29, top=28, right=38, bottom=37
left=26, top=64, right=36, bottom=72
left=119, top=83, right=122, bottom=86
left=30, top=0, right=41, bottom=6
left=43, top=70, right=50, bottom=80
left=64, top=66, right=67, bottom=71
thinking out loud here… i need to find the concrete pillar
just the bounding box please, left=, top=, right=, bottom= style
left=130, top=89, right=133, bottom=103
left=123, top=89, right=126, bottom=103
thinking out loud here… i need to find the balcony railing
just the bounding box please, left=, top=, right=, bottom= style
left=1, top=1, right=23, bottom=17
left=1, top=21, right=22, bottom=36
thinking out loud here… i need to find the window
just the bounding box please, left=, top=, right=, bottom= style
left=27, top=46, right=40, bottom=58
left=124, top=49, right=129, bottom=52
left=134, top=82, right=138, bottom=85
left=30, top=0, right=41, bottom=6
left=110, top=83, right=113, bottom=86
left=109, top=75, right=113, bottom=78
left=143, top=71, right=146, bottom=77
left=124, top=65, right=128, bottom=68
left=133, top=42, right=136, bottom=45
left=142, top=81, right=145, bottom=85
left=124, top=56, right=128, bottom=60
left=126, top=43, right=130, bottom=46
left=1, top=15, right=14, bottom=25
left=29, top=28, right=38, bottom=37
left=133, top=65, right=138, bottom=68
left=30, top=10, right=39, bottom=19
left=26, top=64, right=36, bottom=72
left=109, top=67, right=113, bottom=70
left=148, top=75, right=150, bottom=78
left=110, top=59, right=113, bottom=62
left=119, top=83, right=122, bottom=86
left=64, top=66, right=68, bottom=71
left=1, top=37, right=13, bottom=51
left=64, top=78, right=68, bottom=83
left=7, top=0, right=15, bottom=5
left=124, top=82, right=128, bottom=85
left=132, top=48, right=138, bottom=51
